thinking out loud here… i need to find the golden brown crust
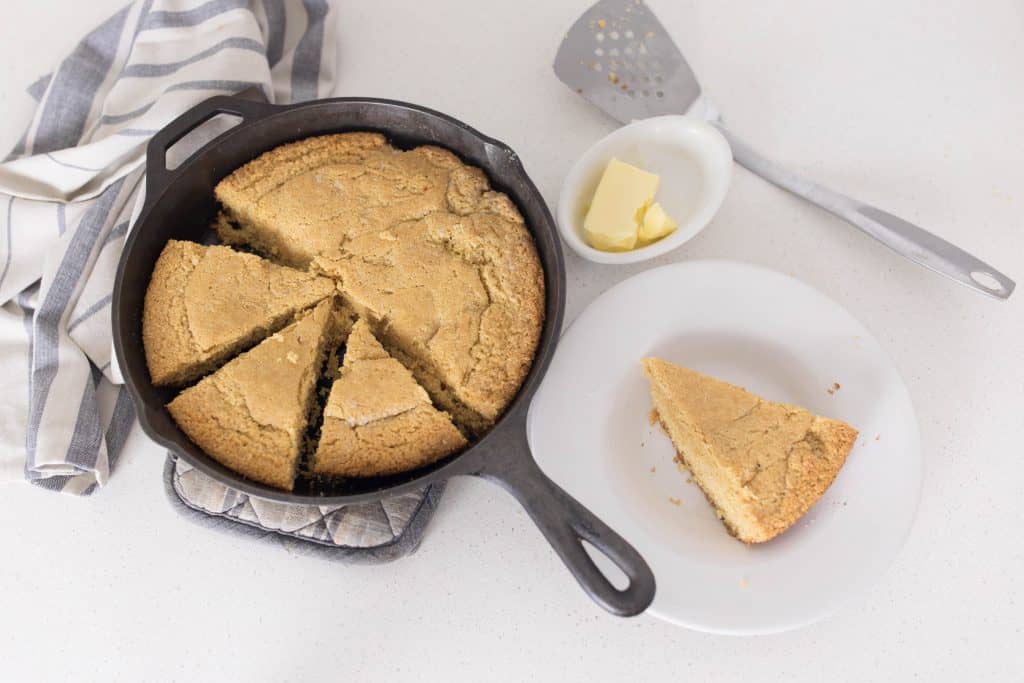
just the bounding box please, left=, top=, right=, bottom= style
left=213, top=132, right=525, bottom=268
left=167, top=300, right=339, bottom=490
left=214, top=132, right=388, bottom=211
left=642, top=357, right=857, bottom=543
left=313, top=320, right=467, bottom=477
left=142, top=240, right=334, bottom=386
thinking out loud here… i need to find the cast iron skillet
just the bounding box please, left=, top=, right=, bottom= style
left=112, top=93, right=656, bottom=616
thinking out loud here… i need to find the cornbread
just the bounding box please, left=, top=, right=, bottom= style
left=313, top=209, right=544, bottom=434
left=145, top=134, right=545, bottom=486
left=314, top=319, right=466, bottom=477
left=642, top=358, right=857, bottom=543
left=214, top=132, right=517, bottom=268
left=167, top=300, right=339, bottom=490
left=143, top=240, right=334, bottom=386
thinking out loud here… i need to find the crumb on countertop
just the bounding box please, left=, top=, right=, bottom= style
left=739, top=578, right=749, bottom=589
left=827, top=382, right=841, bottom=395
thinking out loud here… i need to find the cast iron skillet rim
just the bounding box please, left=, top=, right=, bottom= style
left=115, top=96, right=565, bottom=506
left=149, top=96, right=533, bottom=191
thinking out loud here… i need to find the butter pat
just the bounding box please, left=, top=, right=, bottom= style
left=639, top=202, right=677, bottom=245
left=582, top=158, right=677, bottom=252
left=583, top=158, right=659, bottom=252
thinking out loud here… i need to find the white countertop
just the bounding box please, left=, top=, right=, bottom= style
left=2, top=1, right=1022, bottom=680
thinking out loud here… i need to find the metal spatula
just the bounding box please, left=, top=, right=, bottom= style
left=554, top=0, right=1015, bottom=300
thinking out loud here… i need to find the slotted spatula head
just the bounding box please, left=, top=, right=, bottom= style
left=554, top=0, right=702, bottom=123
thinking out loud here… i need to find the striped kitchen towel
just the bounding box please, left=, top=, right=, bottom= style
left=0, top=0, right=337, bottom=494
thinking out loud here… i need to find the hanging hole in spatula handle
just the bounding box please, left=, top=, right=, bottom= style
left=145, top=89, right=277, bottom=198
left=474, top=436, right=656, bottom=616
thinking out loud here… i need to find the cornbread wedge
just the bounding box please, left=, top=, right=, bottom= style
left=642, top=358, right=858, bottom=543
left=313, top=319, right=466, bottom=477
left=167, top=300, right=339, bottom=491
left=143, top=240, right=334, bottom=386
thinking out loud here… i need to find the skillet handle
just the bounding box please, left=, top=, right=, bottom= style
left=145, top=88, right=276, bottom=198
left=472, top=413, right=656, bottom=616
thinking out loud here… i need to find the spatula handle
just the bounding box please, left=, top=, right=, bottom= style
left=712, top=123, right=1015, bottom=300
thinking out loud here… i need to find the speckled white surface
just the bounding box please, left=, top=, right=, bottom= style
left=1, top=1, right=1021, bottom=680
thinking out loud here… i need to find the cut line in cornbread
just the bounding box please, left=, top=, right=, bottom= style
left=313, top=319, right=467, bottom=478
left=167, top=300, right=340, bottom=491
left=143, top=240, right=334, bottom=387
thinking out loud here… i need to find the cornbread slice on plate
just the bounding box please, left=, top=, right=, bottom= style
left=143, top=240, right=335, bottom=387
left=642, top=357, right=858, bottom=544
left=167, top=299, right=339, bottom=491
left=313, top=319, right=466, bottom=478
left=214, top=132, right=505, bottom=267
left=314, top=210, right=544, bottom=435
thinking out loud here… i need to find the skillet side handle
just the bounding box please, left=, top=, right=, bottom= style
left=145, top=88, right=276, bottom=199
left=472, top=414, right=656, bottom=616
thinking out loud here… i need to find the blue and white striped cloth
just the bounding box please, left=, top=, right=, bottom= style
left=0, top=0, right=337, bottom=495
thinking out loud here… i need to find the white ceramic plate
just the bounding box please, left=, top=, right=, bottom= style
left=528, top=260, right=921, bottom=634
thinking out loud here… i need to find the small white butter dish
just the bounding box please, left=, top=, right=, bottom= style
left=557, top=115, right=732, bottom=264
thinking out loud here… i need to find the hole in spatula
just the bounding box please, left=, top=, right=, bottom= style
left=582, top=540, right=629, bottom=591
left=165, top=112, right=243, bottom=171
left=970, top=270, right=1004, bottom=292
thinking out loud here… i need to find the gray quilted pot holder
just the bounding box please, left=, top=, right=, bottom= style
left=163, top=455, right=445, bottom=563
